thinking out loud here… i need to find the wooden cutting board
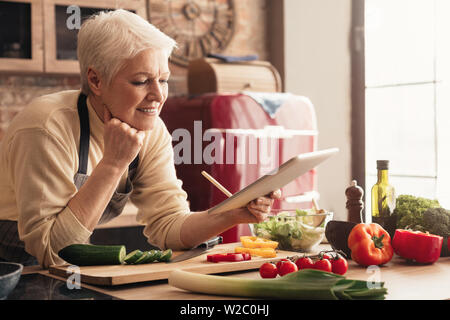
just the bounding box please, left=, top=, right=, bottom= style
left=49, top=243, right=319, bottom=286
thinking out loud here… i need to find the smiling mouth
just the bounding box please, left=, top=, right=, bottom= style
left=137, top=107, right=158, bottom=115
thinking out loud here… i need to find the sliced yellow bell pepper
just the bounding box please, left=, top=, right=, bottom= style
left=234, top=246, right=277, bottom=258
left=240, top=236, right=279, bottom=249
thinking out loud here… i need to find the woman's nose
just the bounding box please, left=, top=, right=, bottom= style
left=147, top=80, right=164, bottom=102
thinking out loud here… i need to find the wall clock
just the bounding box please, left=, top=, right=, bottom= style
left=148, top=0, right=235, bottom=66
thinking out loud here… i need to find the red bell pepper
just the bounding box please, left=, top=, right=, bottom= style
left=392, top=229, right=443, bottom=264
left=347, top=223, right=394, bottom=266
left=206, top=253, right=251, bottom=263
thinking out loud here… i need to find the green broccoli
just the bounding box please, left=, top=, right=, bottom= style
left=394, top=194, right=441, bottom=230
left=422, top=207, right=450, bottom=238
left=393, top=195, right=450, bottom=257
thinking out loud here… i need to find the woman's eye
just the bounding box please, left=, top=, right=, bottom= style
left=131, top=79, right=168, bottom=86
left=131, top=80, right=148, bottom=86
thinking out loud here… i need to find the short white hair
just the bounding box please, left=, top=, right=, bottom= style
left=77, top=9, right=177, bottom=95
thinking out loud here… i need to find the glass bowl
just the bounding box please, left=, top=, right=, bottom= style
left=252, top=209, right=333, bottom=252
left=0, top=262, right=23, bottom=300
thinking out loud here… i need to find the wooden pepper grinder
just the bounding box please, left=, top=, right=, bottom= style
left=345, top=180, right=365, bottom=223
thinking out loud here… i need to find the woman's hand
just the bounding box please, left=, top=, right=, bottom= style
left=102, top=105, right=146, bottom=170
left=231, top=189, right=282, bottom=224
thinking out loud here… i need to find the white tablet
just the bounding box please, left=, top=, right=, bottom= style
left=208, top=148, right=339, bottom=215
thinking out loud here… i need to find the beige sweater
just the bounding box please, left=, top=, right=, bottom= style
left=0, top=90, right=191, bottom=268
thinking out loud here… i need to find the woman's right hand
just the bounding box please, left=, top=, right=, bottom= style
left=102, top=105, right=146, bottom=170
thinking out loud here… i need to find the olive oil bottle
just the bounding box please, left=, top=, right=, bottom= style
left=371, top=160, right=396, bottom=237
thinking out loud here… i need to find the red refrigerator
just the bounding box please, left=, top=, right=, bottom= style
left=160, top=93, right=318, bottom=243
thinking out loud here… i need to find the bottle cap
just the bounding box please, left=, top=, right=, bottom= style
left=376, top=160, right=389, bottom=170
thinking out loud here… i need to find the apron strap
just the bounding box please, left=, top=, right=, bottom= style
left=129, top=154, right=139, bottom=171
left=77, top=93, right=90, bottom=175
left=76, top=92, right=139, bottom=175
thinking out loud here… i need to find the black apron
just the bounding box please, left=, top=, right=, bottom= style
left=0, top=93, right=139, bottom=265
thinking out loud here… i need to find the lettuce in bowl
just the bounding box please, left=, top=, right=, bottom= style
left=253, top=210, right=333, bottom=252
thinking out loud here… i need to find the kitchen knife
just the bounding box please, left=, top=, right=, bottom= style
left=169, top=236, right=223, bottom=263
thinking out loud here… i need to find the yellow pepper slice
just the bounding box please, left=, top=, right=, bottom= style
left=240, top=236, right=279, bottom=249
left=235, top=246, right=277, bottom=258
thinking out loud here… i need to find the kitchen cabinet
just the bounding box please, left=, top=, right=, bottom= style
left=0, top=0, right=44, bottom=72
left=0, top=0, right=147, bottom=73
left=43, top=0, right=147, bottom=74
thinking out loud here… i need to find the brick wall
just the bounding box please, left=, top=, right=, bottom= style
left=0, top=74, right=81, bottom=140
left=0, top=0, right=270, bottom=140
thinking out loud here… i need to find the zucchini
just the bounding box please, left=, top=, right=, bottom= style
left=158, top=249, right=172, bottom=262
left=58, top=244, right=126, bottom=266
left=124, top=250, right=144, bottom=264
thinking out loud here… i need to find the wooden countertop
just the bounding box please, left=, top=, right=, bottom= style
left=23, top=244, right=450, bottom=301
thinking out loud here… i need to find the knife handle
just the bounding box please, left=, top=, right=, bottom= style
left=199, top=236, right=223, bottom=249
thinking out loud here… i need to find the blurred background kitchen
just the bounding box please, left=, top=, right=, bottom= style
left=0, top=0, right=448, bottom=247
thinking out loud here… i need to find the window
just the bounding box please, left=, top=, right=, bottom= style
left=364, top=0, right=450, bottom=209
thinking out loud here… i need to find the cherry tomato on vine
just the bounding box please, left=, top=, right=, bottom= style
left=331, top=256, right=348, bottom=275
left=295, top=257, right=314, bottom=270
left=314, top=258, right=332, bottom=272
left=276, top=259, right=289, bottom=271
left=321, top=253, right=333, bottom=260
left=277, top=260, right=298, bottom=276
left=259, top=262, right=278, bottom=278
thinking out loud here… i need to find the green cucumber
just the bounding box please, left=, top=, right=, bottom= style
left=134, top=251, right=151, bottom=264
left=137, top=250, right=162, bottom=264
left=58, top=244, right=126, bottom=266
left=150, top=249, right=162, bottom=262
left=142, top=250, right=157, bottom=263
left=158, top=249, right=172, bottom=262
left=141, top=251, right=158, bottom=264
left=133, top=249, right=172, bottom=264
left=124, top=250, right=144, bottom=264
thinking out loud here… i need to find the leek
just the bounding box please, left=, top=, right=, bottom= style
left=168, top=269, right=387, bottom=300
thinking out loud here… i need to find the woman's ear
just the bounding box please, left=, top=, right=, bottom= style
left=87, top=67, right=103, bottom=96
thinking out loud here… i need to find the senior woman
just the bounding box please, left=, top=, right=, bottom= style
left=0, top=9, right=280, bottom=268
